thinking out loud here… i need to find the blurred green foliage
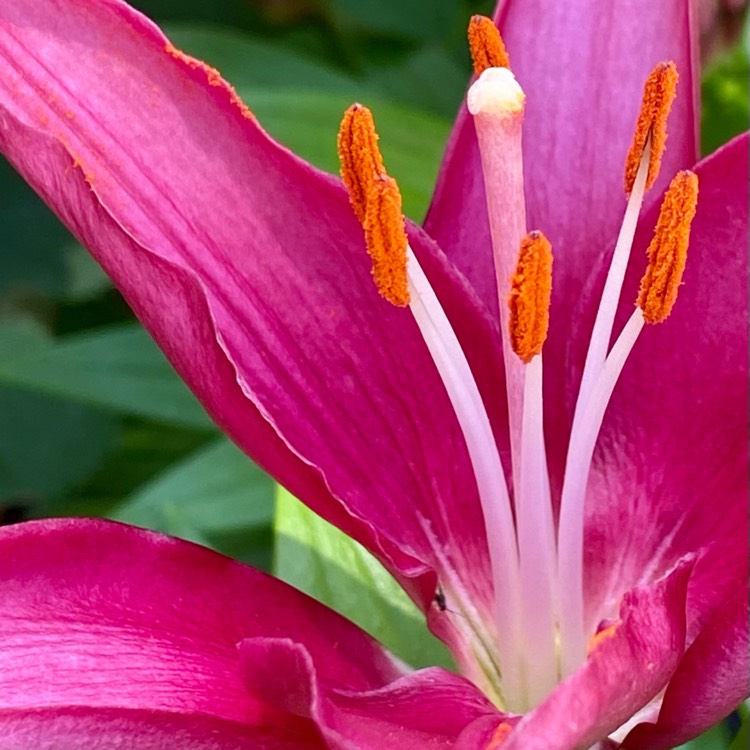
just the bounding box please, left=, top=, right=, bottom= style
left=0, top=1, right=747, bottom=744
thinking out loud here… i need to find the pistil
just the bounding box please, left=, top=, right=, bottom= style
left=467, top=63, right=527, bottom=503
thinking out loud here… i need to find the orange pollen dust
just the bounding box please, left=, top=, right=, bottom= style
left=508, top=231, right=553, bottom=363
left=624, top=61, right=679, bottom=193
left=637, top=170, right=698, bottom=324
left=486, top=721, right=514, bottom=749
left=586, top=622, right=620, bottom=656
left=337, top=104, right=386, bottom=224
left=363, top=175, right=410, bottom=307
left=468, top=15, right=510, bottom=75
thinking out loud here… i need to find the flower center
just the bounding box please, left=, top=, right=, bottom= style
left=336, top=17, right=699, bottom=715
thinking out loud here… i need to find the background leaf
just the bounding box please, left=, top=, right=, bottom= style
left=274, top=486, right=453, bottom=670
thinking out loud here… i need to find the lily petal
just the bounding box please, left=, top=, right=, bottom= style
left=425, top=0, right=698, bottom=320
left=0, top=0, right=503, bottom=610
left=239, top=640, right=499, bottom=750
left=622, top=591, right=749, bottom=749
left=503, top=559, right=693, bottom=750
left=0, top=707, right=323, bottom=750
left=0, top=519, right=405, bottom=733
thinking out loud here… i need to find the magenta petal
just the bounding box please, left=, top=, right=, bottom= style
left=425, top=0, right=698, bottom=317
left=0, top=519, right=405, bottom=730
left=622, top=593, right=750, bottom=750
left=583, top=134, right=749, bottom=637
left=0, top=0, right=501, bottom=606
left=0, top=707, right=323, bottom=750
left=502, top=560, right=693, bottom=750
left=239, top=639, right=499, bottom=749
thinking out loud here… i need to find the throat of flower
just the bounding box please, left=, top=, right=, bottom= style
left=336, top=43, right=699, bottom=716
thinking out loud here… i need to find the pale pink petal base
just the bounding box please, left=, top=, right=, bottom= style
left=502, top=560, right=693, bottom=750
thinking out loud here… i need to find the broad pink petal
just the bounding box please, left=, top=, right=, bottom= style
left=239, top=639, right=499, bottom=749
left=0, top=707, right=323, bottom=750
left=0, top=519, right=404, bottom=731
left=583, top=135, right=749, bottom=642
left=622, top=591, right=749, bottom=749
left=0, top=0, right=503, bottom=613
left=425, top=0, right=698, bottom=320
left=501, top=560, right=693, bottom=750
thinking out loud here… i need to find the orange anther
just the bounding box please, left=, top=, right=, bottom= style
left=508, top=231, right=553, bottom=363
left=468, top=15, right=510, bottom=75
left=363, top=175, right=410, bottom=307
left=337, top=104, right=385, bottom=224
left=624, top=61, right=679, bottom=192
left=637, top=170, right=698, bottom=323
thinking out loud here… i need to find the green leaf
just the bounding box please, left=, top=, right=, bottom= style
left=113, top=438, right=273, bottom=535
left=0, top=160, right=71, bottom=300
left=274, top=486, right=453, bottom=670
left=328, top=0, right=463, bottom=44
left=701, top=44, right=750, bottom=155
left=164, top=23, right=357, bottom=92
left=0, top=319, right=119, bottom=504
left=0, top=385, right=119, bottom=505
left=728, top=703, right=749, bottom=750
left=0, top=324, right=214, bottom=430
left=245, top=89, right=450, bottom=220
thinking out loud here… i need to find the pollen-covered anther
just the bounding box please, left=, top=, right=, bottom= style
left=624, top=61, right=679, bottom=192
left=637, top=170, right=699, bottom=323
left=508, top=231, right=553, bottom=363
left=337, top=103, right=386, bottom=224
left=468, top=15, right=510, bottom=75
left=363, top=175, right=410, bottom=307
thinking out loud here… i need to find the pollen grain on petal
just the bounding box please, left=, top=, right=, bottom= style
left=586, top=622, right=619, bottom=656
left=486, top=721, right=514, bottom=749
left=508, top=231, right=553, bottom=363
left=637, top=170, right=698, bottom=324
left=337, top=103, right=386, bottom=224
left=363, top=175, right=410, bottom=307
left=164, top=43, right=254, bottom=120
left=468, top=15, right=510, bottom=75
left=624, top=61, right=679, bottom=192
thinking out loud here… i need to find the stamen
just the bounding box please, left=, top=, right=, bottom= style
left=338, top=101, right=522, bottom=698
left=509, top=231, right=553, bottom=364
left=468, top=15, right=511, bottom=75
left=407, top=248, right=522, bottom=706
left=363, top=175, right=410, bottom=307
left=558, top=174, right=697, bottom=676
left=337, top=104, right=385, bottom=223
left=624, top=61, right=679, bottom=192
left=637, top=170, right=698, bottom=323
left=511, top=232, right=557, bottom=708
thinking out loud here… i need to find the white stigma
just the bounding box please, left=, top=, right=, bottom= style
left=467, top=67, right=525, bottom=117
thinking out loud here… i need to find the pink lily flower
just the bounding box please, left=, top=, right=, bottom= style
left=0, top=0, right=747, bottom=747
